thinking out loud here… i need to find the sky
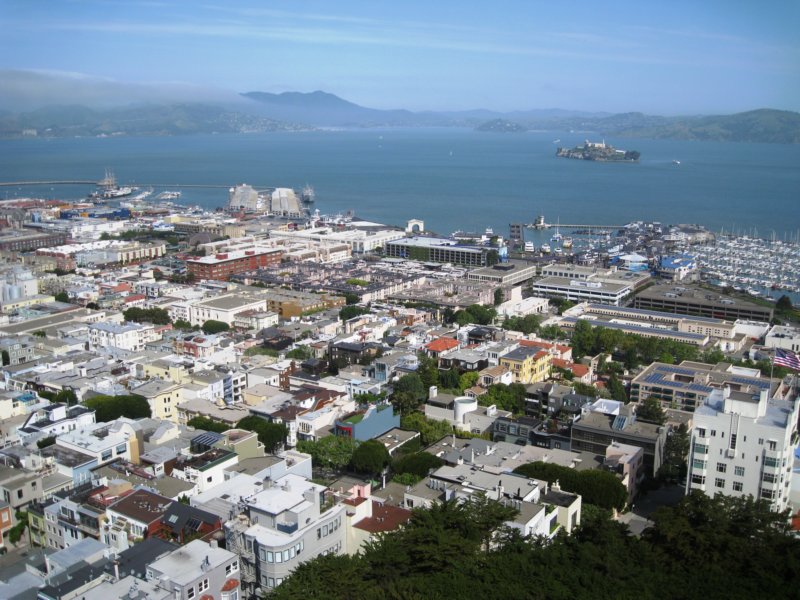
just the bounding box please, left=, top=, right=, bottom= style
left=1, top=0, right=799, bottom=114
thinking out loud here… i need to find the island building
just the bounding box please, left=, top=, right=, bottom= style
left=630, top=361, right=778, bottom=412
left=686, top=386, right=799, bottom=512
left=633, top=284, right=773, bottom=321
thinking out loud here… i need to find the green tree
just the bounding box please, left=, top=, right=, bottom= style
left=439, top=367, right=460, bottom=390
left=571, top=319, right=596, bottom=358
left=32, top=330, right=47, bottom=338
left=54, top=291, right=70, bottom=303
left=776, top=295, right=793, bottom=311
left=36, top=436, right=56, bottom=449
left=607, top=372, right=628, bottom=403
left=351, top=439, right=391, bottom=476
left=393, top=452, right=443, bottom=478
left=572, top=381, right=598, bottom=397
left=393, top=373, right=426, bottom=402
left=187, top=416, right=230, bottom=433
left=201, top=319, right=230, bottom=334
left=236, top=416, right=287, bottom=453
left=478, top=383, right=526, bottom=414
left=659, top=423, right=690, bottom=482
left=123, top=307, right=171, bottom=325
left=458, top=371, right=479, bottom=393
left=344, top=292, right=361, bottom=305
left=514, top=461, right=627, bottom=510
left=55, top=388, right=78, bottom=406
left=286, top=346, right=312, bottom=360
left=83, top=394, right=151, bottom=422
left=400, top=413, right=453, bottom=445
left=493, top=288, right=504, bottom=306
left=173, top=319, right=196, bottom=331
left=298, top=435, right=358, bottom=469
left=636, top=398, right=667, bottom=425
left=339, top=305, right=370, bottom=322
left=390, top=390, right=420, bottom=416
left=415, top=353, right=439, bottom=390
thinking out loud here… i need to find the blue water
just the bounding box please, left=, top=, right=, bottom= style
left=1, top=129, right=799, bottom=238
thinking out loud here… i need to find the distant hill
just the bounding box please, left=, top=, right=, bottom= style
left=475, top=118, right=527, bottom=132
left=1, top=86, right=797, bottom=144
left=242, top=91, right=423, bottom=127
left=0, top=103, right=308, bottom=138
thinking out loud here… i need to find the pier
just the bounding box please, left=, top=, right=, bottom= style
left=0, top=181, right=240, bottom=189
left=526, top=222, right=622, bottom=231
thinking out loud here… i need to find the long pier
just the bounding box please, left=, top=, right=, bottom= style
left=0, top=181, right=237, bottom=189
left=526, top=222, right=622, bottom=230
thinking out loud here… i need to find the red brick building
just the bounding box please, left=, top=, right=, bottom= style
left=186, top=248, right=282, bottom=281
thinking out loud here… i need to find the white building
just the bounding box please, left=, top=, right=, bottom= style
left=765, top=324, right=800, bottom=353
left=89, top=321, right=152, bottom=352
left=686, top=387, right=799, bottom=512
left=146, top=539, right=242, bottom=600
left=187, top=294, right=270, bottom=327
left=225, top=474, right=347, bottom=596
left=18, top=403, right=96, bottom=441
left=55, top=420, right=138, bottom=465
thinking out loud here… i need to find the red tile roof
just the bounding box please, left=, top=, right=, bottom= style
left=425, top=337, right=459, bottom=353
left=353, top=501, right=412, bottom=533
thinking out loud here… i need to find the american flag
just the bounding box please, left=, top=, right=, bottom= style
left=774, top=348, right=800, bottom=371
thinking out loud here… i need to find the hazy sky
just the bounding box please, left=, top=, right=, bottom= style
left=2, top=0, right=799, bottom=113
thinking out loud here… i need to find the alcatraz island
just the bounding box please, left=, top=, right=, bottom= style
left=556, top=139, right=640, bottom=162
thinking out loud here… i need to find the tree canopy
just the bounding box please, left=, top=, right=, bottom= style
left=297, top=435, right=358, bottom=469
left=236, top=416, right=287, bottom=453
left=271, top=492, right=800, bottom=600
left=452, top=304, right=496, bottom=326
left=83, top=394, right=151, bottom=422
left=123, top=307, right=171, bottom=325
left=339, top=305, right=370, bottom=322
left=350, top=439, right=391, bottom=475
left=201, top=319, right=230, bottom=334
left=513, top=461, right=627, bottom=511
left=187, top=416, right=230, bottom=434
left=400, top=413, right=453, bottom=446
left=636, top=397, right=667, bottom=425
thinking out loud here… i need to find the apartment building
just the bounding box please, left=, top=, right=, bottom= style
left=686, top=387, right=799, bottom=512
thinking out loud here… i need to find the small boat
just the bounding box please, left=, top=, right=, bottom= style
left=562, top=237, right=574, bottom=249
left=541, top=243, right=551, bottom=254
left=524, top=241, right=535, bottom=252
left=672, top=160, right=681, bottom=165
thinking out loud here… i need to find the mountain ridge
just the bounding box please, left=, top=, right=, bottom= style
left=0, top=88, right=797, bottom=143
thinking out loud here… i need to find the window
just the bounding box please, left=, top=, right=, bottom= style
left=716, top=462, right=727, bottom=473
left=732, top=482, right=743, bottom=492
left=729, top=434, right=737, bottom=450
left=768, top=440, right=777, bottom=451
left=283, top=550, right=289, bottom=562
left=734, top=466, right=745, bottom=477
left=758, top=438, right=764, bottom=445
left=17, top=490, right=23, bottom=500
left=711, top=430, right=716, bottom=437
left=762, top=473, right=778, bottom=484
left=697, top=427, right=706, bottom=438
left=764, top=457, right=779, bottom=468
left=692, top=459, right=706, bottom=470
left=199, top=580, right=209, bottom=592
left=714, top=478, right=725, bottom=489
left=275, top=551, right=282, bottom=564
left=694, top=443, right=708, bottom=455
left=187, top=587, right=195, bottom=599
left=691, top=474, right=705, bottom=485
left=266, top=551, right=273, bottom=563
left=268, top=578, right=275, bottom=588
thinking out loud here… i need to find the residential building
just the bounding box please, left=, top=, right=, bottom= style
left=187, top=294, right=270, bottom=327
left=225, top=474, right=347, bottom=596
left=89, top=321, right=152, bottom=352
left=499, top=346, right=552, bottom=384
left=146, top=539, right=241, bottom=600
left=686, top=387, right=799, bottom=512
left=17, top=402, right=96, bottom=441
left=571, top=405, right=667, bottom=477
left=132, top=379, right=184, bottom=422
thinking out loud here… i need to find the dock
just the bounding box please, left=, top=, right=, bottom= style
left=526, top=222, right=622, bottom=231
